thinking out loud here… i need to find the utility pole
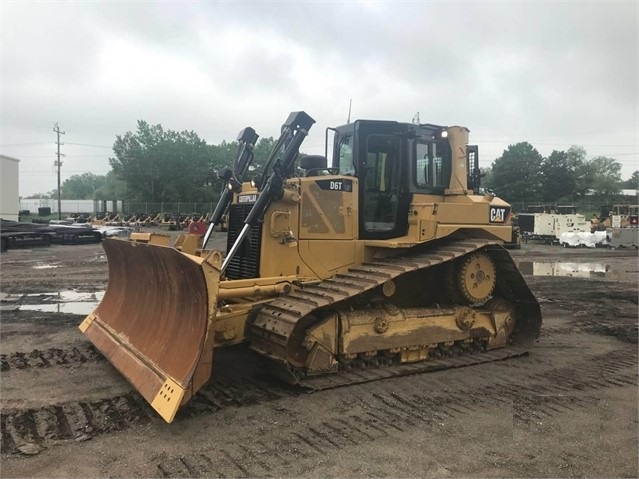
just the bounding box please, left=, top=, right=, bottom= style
left=53, top=122, right=65, bottom=220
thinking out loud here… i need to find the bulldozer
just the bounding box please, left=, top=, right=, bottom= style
left=80, top=111, right=541, bottom=423
left=591, top=204, right=639, bottom=231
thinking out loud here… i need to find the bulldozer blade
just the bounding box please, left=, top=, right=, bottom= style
left=79, top=238, right=221, bottom=423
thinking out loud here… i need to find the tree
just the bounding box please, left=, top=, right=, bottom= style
left=479, top=166, right=493, bottom=190
left=208, top=140, right=239, bottom=201
left=109, top=121, right=213, bottom=203
left=490, top=142, right=543, bottom=202
left=581, top=156, right=622, bottom=197
left=539, top=149, right=582, bottom=202
left=206, top=137, right=278, bottom=201
left=94, top=171, right=127, bottom=200
left=621, top=170, right=639, bottom=190
left=60, top=173, right=106, bottom=199
left=25, top=192, right=55, bottom=199
left=249, top=137, right=278, bottom=179
left=568, top=146, right=592, bottom=197
left=108, top=124, right=306, bottom=205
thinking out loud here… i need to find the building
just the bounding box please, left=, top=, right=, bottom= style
left=0, top=154, right=20, bottom=221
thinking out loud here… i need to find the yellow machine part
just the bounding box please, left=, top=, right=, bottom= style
left=79, top=239, right=222, bottom=423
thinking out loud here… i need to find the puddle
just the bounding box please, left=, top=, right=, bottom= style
left=32, top=263, right=62, bottom=270
left=18, top=302, right=100, bottom=314
left=517, top=261, right=637, bottom=282
left=1, top=290, right=105, bottom=314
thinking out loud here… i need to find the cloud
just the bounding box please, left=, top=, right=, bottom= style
left=1, top=1, right=637, bottom=197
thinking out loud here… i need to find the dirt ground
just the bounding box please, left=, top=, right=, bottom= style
left=0, top=231, right=637, bottom=478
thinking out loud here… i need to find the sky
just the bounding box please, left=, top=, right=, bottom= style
left=1, top=1, right=637, bottom=197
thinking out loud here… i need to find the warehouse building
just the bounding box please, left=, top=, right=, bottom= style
left=0, top=154, right=20, bottom=221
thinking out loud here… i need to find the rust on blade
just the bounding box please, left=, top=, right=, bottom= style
left=79, top=238, right=221, bottom=422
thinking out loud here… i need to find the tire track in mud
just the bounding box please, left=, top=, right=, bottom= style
left=155, top=346, right=637, bottom=478
left=0, top=375, right=297, bottom=455
left=0, top=344, right=105, bottom=372
left=1, top=343, right=636, bottom=461
left=1, top=393, right=150, bottom=455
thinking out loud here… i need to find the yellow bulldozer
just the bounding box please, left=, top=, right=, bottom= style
left=591, top=204, right=639, bottom=231
left=80, top=111, right=541, bottom=422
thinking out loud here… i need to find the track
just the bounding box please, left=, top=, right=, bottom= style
left=251, top=238, right=541, bottom=384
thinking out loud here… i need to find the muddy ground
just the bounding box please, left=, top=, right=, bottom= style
left=0, top=232, right=637, bottom=478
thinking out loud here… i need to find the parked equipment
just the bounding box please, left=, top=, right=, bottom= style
left=80, top=112, right=542, bottom=422
left=608, top=227, right=639, bottom=249
left=592, top=204, right=639, bottom=231
left=518, top=210, right=590, bottom=243
left=0, top=219, right=102, bottom=251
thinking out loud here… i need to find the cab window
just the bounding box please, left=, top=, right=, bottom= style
left=362, top=134, right=401, bottom=232
left=337, top=136, right=355, bottom=175
left=415, top=141, right=449, bottom=189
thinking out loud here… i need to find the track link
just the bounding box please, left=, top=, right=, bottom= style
left=298, top=346, right=529, bottom=390
left=251, top=238, right=542, bottom=386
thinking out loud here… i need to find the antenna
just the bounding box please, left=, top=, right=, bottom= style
left=347, top=99, right=352, bottom=124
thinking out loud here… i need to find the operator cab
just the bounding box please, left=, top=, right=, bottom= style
left=331, top=120, right=452, bottom=240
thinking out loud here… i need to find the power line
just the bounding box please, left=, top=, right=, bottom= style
left=474, top=140, right=637, bottom=147
left=595, top=152, right=638, bottom=156
left=64, top=142, right=112, bottom=148
left=0, top=142, right=52, bottom=147
left=6, top=154, right=110, bottom=158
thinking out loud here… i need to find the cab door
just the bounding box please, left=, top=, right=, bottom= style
left=355, top=121, right=410, bottom=240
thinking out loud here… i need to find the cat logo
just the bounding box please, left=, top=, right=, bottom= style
left=489, top=206, right=509, bottom=223
left=238, top=194, right=258, bottom=204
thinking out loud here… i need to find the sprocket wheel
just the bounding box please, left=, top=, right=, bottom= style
left=454, top=252, right=496, bottom=305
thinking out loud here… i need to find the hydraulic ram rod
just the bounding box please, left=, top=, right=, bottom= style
left=202, top=127, right=259, bottom=249
left=221, top=111, right=315, bottom=274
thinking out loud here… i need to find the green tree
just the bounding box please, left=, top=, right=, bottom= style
left=479, top=166, right=493, bottom=190
left=621, top=170, right=639, bottom=189
left=206, top=137, right=278, bottom=200
left=94, top=171, right=127, bottom=200
left=539, top=149, right=581, bottom=202
left=60, top=173, right=106, bottom=199
left=490, top=142, right=543, bottom=202
left=109, top=121, right=213, bottom=203
left=25, top=192, right=55, bottom=199
left=569, top=146, right=593, bottom=197
left=208, top=140, right=237, bottom=200
left=250, top=137, right=278, bottom=179
left=581, top=156, right=622, bottom=197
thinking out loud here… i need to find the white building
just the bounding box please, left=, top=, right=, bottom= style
left=0, top=154, right=20, bottom=221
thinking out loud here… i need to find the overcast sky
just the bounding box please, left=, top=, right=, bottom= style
left=1, top=1, right=637, bottom=197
